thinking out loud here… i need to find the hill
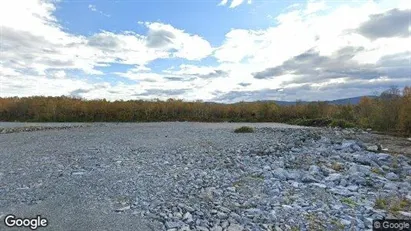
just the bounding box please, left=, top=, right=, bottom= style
left=273, top=96, right=377, bottom=106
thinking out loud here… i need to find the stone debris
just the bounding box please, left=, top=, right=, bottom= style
left=1, top=123, right=410, bottom=231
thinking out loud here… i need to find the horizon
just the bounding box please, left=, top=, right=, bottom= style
left=1, top=0, right=410, bottom=103
left=0, top=94, right=377, bottom=104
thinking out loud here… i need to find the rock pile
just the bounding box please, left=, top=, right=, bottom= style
left=133, top=128, right=411, bottom=231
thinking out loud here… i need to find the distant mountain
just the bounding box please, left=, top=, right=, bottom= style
left=273, top=96, right=377, bottom=106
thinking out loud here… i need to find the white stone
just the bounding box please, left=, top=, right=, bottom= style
left=399, top=211, right=411, bottom=217
left=227, top=224, right=244, bottom=231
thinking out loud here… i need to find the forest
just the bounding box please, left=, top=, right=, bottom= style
left=0, top=86, right=410, bottom=136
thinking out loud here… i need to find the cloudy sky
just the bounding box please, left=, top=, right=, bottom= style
left=0, top=0, right=410, bottom=102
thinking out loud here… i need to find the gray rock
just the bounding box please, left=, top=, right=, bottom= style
left=245, top=208, right=262, bottom=218
left=166, top=221, right=183, bottom=229
left=364, top=218, right=374, bottom=229
left=227, top=187, right=236, bottom=192
left=349, top=164, right=371, bottom=175
left=71, top=171, right=86, bottom=176
left=351, top=144, right=362, bottom=152
left=301, top=175, right=319, bottom=183
left=217, top=212, right=227, bottom=219
left=346, top=185, right=359, bottom=192
left=339, top=178, right=348, bottom=187
left=221, top=221, right=229, bottom=229
left=183, top=212, right=193, bottom=223
left=210, top=226, right=223, bottom=231
left=226, top=223, right=244, bottom=231
left=340, top=219, right=351, bottom=226
left=114, top=205, right=131, bottom=212
left=272, top=168, right=287, bottom=180
left=310, top=183, right=327, bottom=188
left=325, top=173, right=342, bottom=182
left=196, top=226, right=209, bottom=231
left=377, top=153, right=391, bottom=162
left=366, top=144, right=379, bottom=152
left=329, top=187, right=355, bottom=197
left=349, top=172, right=367, bottom=185
left=383, top=182, right=398, bottom=190
left=341, top=141, right=355, bottom=149
left=282, top=205, right=293, bottom=209
left=229, top=212, right=241, bottom=221
left=354, top=155, right=378, bottom=167
left=385, top=172, right=399, bottom=181
left=291, top=181, right=300, bottom=188
left=179, top=226, right=190, bottom=231
left=399, top=211, right=411, bottom=217
left=286, top=171, right=301, bottom=180
left=309, top=165, right=322, bottom=175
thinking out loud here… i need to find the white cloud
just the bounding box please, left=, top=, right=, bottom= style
left=144, top=22, right=213, bottom=60
left=0, top=73, right=91, bottom=97
left=1, top=0, right=410, bottom=102
left=88, top=4, right=97, bottom=11
left=0, top=0, right=212, bottom=90
left=0, top=0, right=214, bottom=101
left=218, top=0, right=228, bottom=6
left=88, top=4, right=110, bottom=17
left=230, top=0, right=244, bottom=8
left=213, top=0, right=410, bottom=83
left=218, top=0, right=247, bottom=8
left=304, top=0, right=327, bottom=15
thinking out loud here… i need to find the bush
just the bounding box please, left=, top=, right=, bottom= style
left=1, top=86, right=410, bottom=135
left=234, top=126, right=255, bottom=133
left=329, top=119, right=356, bottom=128
left=290, top=118, right=356, bottom=129
left=290, top=118, right=332, bottom=127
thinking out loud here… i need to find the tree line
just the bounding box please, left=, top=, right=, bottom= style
left=0, top=86, right=410, bottom=135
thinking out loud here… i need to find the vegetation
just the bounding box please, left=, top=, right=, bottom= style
left=0, top=86, right=410, bottom=135
left=371, top=167, right=383, bottom=175
left=374, top=195, right=411, bottom=215
left=341, top=198, right=357, bottom=208
left=290, top=118, right=355, bottom=128
left=234, top=126, right=255, bottom=133
left=374, top=197, right=388, bottom=210
left=330, top=162, right=344, bottom=172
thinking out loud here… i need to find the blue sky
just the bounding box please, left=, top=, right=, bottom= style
left=57, top=0, right=283, bottom=43
left=1, top=0, right=410, bottom=102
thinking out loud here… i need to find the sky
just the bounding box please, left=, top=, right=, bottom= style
left=0, top=0, right=410, bottom=103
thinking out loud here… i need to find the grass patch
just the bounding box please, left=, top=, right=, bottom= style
left=305, top=213, right=326, bottom=231
left=341, top=198, right=357, bottom=208
left=232, top=181, right=243, bottom=188
left=392, top=156, right=399, bottom=169
left=234, top=126, right=255, bottom=133
left=329, top=119, right=356, bottom=128
left=371, top=167, right=383, bottom=175
left=290, top=118, right=332, bottom=127
left=374, top=197, right=387, bottom=210
left=374, top=195, right=411, bottom=215
left=289, top=118, right=356, bottom=128
left=331, top=162, right=344, bottom=172
left=330, top=219, right=345, bottom=231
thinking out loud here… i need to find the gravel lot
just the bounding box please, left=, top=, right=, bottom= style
left=0, top=122, right=410, bottom=231
left=0, top=122, right=90, bottom=129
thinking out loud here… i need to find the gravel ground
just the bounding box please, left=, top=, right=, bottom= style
left=0, top=122, right=410, bottom=231
left=0, top=122, right=91, bottom=128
